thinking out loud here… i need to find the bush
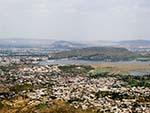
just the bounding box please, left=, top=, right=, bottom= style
left=89, top=68, right=110, bottom=78
left=119, top=75, right=150, bottom=88
left=0, top=101, right=4, bottom=109
left=36, top=103, right=48, bottom=110
left=10, top=83, right=33, bottom=93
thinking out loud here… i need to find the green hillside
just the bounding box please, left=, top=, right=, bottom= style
left=49, top=47, right=138, bottom=61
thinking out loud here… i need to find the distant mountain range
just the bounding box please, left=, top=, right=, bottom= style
left=119, top=40, right=150, bottom=45
left=49, top=40, right=86, bottom=50
left=84, top=40, right=150, bottom=48
left=0, top=39, right=150, bottom=50
left=0, top=39, right=86, bottom=50
left=0, top=39, right=54, bottom=48
left=118, top=40, right=150, bottom=48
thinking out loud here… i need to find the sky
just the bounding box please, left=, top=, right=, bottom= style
left=0, top=0, right=150, bottom=41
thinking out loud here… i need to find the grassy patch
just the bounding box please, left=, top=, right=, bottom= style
left=95, top=91, right=135, bottom=100
left=88, top=68, right=110, bottom=78
left=119, top=75, right=150, bottom=88
left=37, top=100, right=98, bottom=113
left=10, top=84, right=33, bottom=93
left=36, top=103, right=48, bottom=110
left=0, top=101, right=4, bottom=109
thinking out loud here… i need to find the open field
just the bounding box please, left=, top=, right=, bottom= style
left=92, top=62, right=150, bottom=75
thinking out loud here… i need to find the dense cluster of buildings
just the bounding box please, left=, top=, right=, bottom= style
left=0, top=60, right=150, bottom=113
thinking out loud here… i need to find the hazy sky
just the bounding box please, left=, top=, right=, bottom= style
left=0, top=0, right=150, bottom=41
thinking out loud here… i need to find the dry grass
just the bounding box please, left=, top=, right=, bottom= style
left=91, top=62, right=150, bottom=74
left=0, top=99, right=98, bottom=113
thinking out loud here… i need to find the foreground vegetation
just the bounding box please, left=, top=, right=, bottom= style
left=119, top=74, right=150, bottom=88
left=0, top=99, right=98, bottom=113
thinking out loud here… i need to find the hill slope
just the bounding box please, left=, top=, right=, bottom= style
left=49, top=47, right=138, bottom=61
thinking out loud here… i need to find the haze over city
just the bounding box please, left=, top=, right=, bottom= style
left=0, top=0, right=150, bottom=41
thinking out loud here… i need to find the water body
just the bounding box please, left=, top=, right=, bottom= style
left=39, top=59, right=150, bottom=65
left=129, top=71, right=150, bottom=76
left=39, top=59, right=150, bottom=76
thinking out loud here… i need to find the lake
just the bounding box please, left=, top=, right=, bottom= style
left=39, top=59, right=150, bottom=76
left=39, top=59, right=150, bottom=65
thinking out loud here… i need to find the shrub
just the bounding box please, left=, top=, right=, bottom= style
left=10, top=83, right=33, bottom=93
left=0, top=101, right=4, bottom=109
